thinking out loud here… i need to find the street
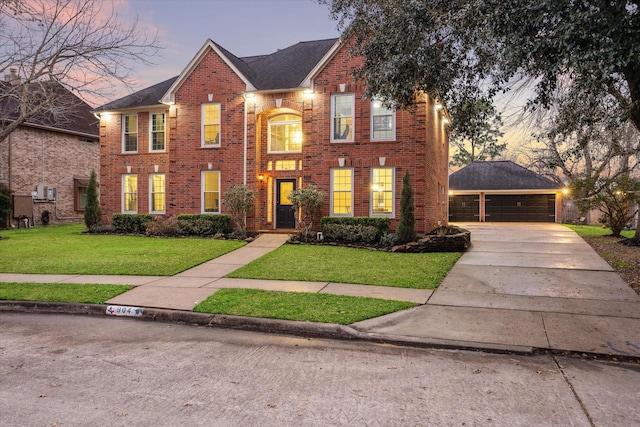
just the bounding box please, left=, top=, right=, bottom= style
left=1, top=313, right=639, bottom=426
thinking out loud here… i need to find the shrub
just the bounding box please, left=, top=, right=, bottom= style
left=145, top=216, right=181, bottom=237
left=321, top=217, right=389, bottom=236
left=112, top=214, right=155, bottom=234
left=290, top=185, right=325, bottom=241
left=84, top=170, right=101, bottom=229
left=0, top=182, right=12, bottom=229
left=223, top=185, right=255, bottom=235
left=176, top=214, right=231, bottom=236
left=396, top=171, right=416, bottom=244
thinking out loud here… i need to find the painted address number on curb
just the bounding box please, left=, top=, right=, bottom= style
left=106, top=305, right=143, bottom=317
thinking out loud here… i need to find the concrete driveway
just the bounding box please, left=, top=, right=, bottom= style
left=353, top=222, right=640, bottom=356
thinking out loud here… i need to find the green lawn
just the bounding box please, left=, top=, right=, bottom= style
left=194, top=288, right=416, bottom=324
left=228, top=244, right=462, bottom=289
left=566, top=224, right=635, bottom=238
left=0, top=282, right=132, bottom=304
left=0, top=224, right=245, bottom=275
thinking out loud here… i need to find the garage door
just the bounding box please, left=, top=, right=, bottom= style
left=485, top=194, right=555, bottom=222
left=449, top=195, right=480, bottom=222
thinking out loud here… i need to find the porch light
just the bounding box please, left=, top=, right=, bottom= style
left=243, top=92, right=256, bottom=100
left=435, top=102, right=443, bottom=111
left=562, top=188, right=570, bottom=195
left=303, top=89, right=314, bottom=99
left=258, top=173, right=265, bottom=182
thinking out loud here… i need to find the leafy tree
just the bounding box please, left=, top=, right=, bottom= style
left=450, top=99, right=507, bottom=166
left=289, top=185, right=325, bottom=242
left=320, top=0, right=640, bottom=134
left=396, top=171, right=416, bottom=244
left=0, top=182, right=12, bottom=229
left=571, top=175, right=640, bottom=238
left=0, top=0, right=161, bottom=142
left=223, top=185, right=255, bottom=235
left=84, top=170, right=101, bottom=229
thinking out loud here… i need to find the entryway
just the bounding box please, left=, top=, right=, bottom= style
left=275, top=179, right=296, bottom=229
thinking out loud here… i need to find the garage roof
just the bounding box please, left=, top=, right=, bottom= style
left=449, top=161, right=561, bottom=191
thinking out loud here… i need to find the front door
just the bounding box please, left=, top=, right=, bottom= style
left=276, top=179, right=296, bottom=229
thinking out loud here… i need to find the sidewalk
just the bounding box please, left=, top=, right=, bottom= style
left=2, top=224, right=639, bottom=358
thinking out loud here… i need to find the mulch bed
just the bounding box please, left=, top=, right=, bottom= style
left=581, top=235, right=640, bottom=296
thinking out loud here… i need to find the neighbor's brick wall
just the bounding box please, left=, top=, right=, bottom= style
left=7, top=126, right=99, bottom=226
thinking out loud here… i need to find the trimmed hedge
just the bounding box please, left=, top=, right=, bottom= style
left=320, top=217, right=390, bottom=243
left=112, top=214, right=154, bottom=234
left=176, top=214, right=231, bottom=235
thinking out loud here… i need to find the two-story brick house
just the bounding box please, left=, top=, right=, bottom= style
left=94, top=38, right=450, bottom=233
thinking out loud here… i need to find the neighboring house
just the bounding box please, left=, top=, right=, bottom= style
left=0, top=68, right=100, bottom=227
left=449, top=161, right=564, bottom=222
left=94, top=38, right=450, bottom=233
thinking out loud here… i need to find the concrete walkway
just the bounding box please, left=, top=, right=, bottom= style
left=2, top=223, right=639, bottom=358
left=353, top=223, right=640, bottom=357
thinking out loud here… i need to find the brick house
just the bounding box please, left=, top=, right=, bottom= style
left=94, top=38, right=450, bottom=233
left=0, top=68, right=100, bottom=227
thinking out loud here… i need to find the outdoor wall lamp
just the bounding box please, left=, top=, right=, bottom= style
left=258, top=173, right=265, bottom=182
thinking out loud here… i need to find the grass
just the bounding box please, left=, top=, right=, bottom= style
left=566, top=224, right=635, bottom=238
left=228, top=244, right=462, bottom=289
left=0, top=282, right=132, bottom=304
left=0, top=224, right=245, bottom=275
left=194, top=288, right=417, bottom=324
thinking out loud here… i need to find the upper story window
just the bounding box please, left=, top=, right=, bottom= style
left=268, top=114, right=302, bottom=153
left=331, top=94, right=354, bottom=142
left=371, top=100, right=396, bottom=141
left=202, top=103, right=221, bottom=147
left=122, top=114, right=138, bottom=152
left=150, top=112, right=166, bottom=152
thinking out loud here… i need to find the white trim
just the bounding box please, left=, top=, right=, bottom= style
left=330, top=93, right=355, bottom=143
left=201, top=103, right=221, bottom=147
left=149, top=173, right=166, bottom=214
left=201, top=170, right=221, bottom=214
left=121, top=174, right=138, bottom=214
left=161, top=40, right=256, bottom=104
left=300, top=39, right=342, bottom=88
left=121, top=113, right=138, bottom=153
left=370, top=167, right=395, bottom=217
left=370, top=100, right=396, bottom=142
left=149, top=112, right=166, bottom=152
left=330, top=167, right=354, bottom=217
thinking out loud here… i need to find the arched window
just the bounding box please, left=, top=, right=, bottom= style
left=268, top=114, right=302, bottom=153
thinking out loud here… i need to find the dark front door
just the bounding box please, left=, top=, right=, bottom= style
left=276, top=179, right=296, bottom=229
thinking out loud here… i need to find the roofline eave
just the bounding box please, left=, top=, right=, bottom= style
left=299, top=38, right=343, bottom=89
left=160, top=39, right=257, bottom=104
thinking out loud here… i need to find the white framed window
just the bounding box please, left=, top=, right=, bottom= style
left=370, top=167, right=395, bottom=216
left=268, top=114, right=302, bottom=153
left=331, top=94, right=354, bottom=142
left=202, top=103, right=221, bottom=147
left=122, top=114, right=138, bottom=153
left=122, top=174, right=138, bottom=213
left=201, top=170, right=220, bottom=213
left=149, top=173, right=165, bottom=214
left=150, top=112, right=166, bottom=152
left=330, top=167, right=353, bottom=216
left=371, top=100, right=396, bottom=141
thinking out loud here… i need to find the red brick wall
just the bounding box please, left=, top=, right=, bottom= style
left=99, top=41, right=450, bottom=233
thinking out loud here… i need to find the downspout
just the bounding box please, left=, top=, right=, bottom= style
left=243, top=96, right=247, bottom=185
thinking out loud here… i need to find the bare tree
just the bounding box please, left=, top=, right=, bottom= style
left=0, top=0, right=161, bottom=142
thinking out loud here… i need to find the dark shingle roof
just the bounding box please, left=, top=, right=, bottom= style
left=449, top=161, right=561, bottom=191
left=95, top=38, right=339, bottom=111
left=1, top=81, right=99, bottom=137
left=95, top=76, right=178, bottom=111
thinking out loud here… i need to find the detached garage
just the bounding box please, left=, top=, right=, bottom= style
left=449, top=161, right=563, bottom=222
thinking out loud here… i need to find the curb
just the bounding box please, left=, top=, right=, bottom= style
left=2, top=301, right=639, bottom=362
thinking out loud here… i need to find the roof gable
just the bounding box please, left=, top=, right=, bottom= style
left=449, top=161, right=561, bottom=191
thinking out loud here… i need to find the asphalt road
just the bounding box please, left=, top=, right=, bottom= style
left=1, top=313, right=639, bottom=426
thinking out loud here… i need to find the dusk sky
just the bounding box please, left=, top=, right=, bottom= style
left=122, top=0, right=341, bottom=88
